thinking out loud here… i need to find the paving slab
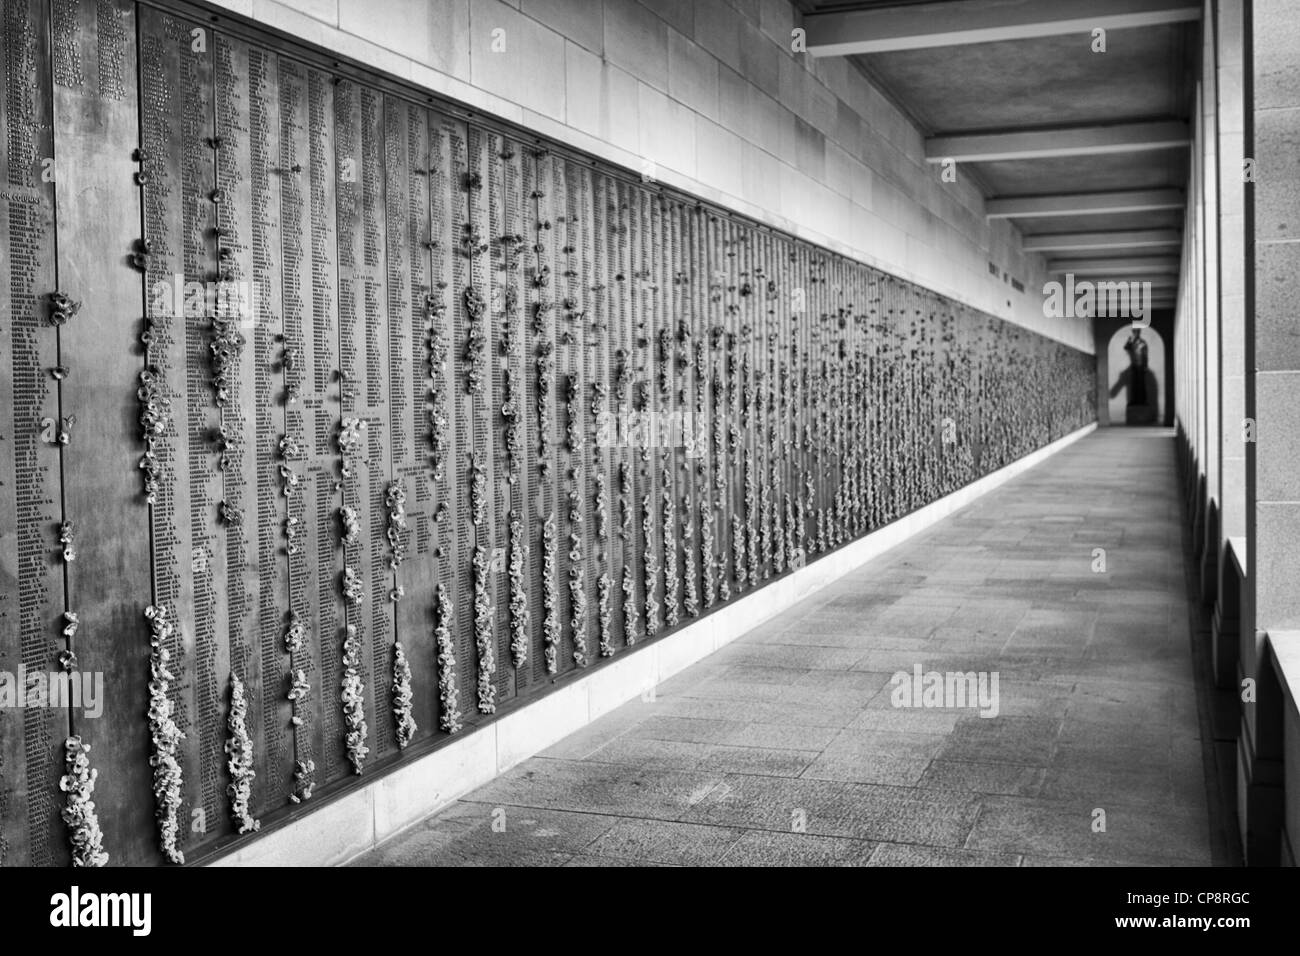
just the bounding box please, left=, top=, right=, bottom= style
left=716, top=830, right=878, bottom=866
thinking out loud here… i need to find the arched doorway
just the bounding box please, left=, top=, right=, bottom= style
left=1107, top=325, right=1165, bottom=425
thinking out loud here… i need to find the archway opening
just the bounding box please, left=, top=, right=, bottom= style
left=1107, top=325, right=1166, bottom=426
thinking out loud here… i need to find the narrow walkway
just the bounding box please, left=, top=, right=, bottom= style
left=355, top=429, right=1221, bottom=867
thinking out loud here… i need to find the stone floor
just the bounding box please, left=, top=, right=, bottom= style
left=355, top=428, right=1229, bottom=867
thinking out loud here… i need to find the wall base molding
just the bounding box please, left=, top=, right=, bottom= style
left=208, top=422, right=1098, bottom=867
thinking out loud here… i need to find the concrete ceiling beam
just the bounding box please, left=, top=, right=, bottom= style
left=986, top=188, right=1185, bottom=218
left=1046, top=256, right=1180, bottom=274
left=925, top=121, right=1190, bottom=163
left=1022, top=229, right=1183, bottom=252
left=804, top=0, right=1200, bottom=57
left=1043, top=275, right=1179, bottom=289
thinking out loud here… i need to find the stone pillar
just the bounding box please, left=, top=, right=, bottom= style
left=1243, top=0, right=1300, bottom=865
left=1214, top=0, right=1247, bottom=687
left=1189, top=82, right=1208, bottom=558
left=1200, top=1, right=1222, bottom=604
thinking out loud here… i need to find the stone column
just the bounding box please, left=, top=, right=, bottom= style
left=1243, top=0, right=1300, bottom=865
left=1188, top=83, right=1208, bottom=553
left=1214, top=0, right=1247, bottom=687
left=1200, top=1, right=1222, bottom=603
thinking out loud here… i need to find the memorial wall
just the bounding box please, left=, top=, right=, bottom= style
left=0, top=0, right=1096, bottom=866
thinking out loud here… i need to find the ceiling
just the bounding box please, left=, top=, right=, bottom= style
left=796, top=0, right=1199, bottom=306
